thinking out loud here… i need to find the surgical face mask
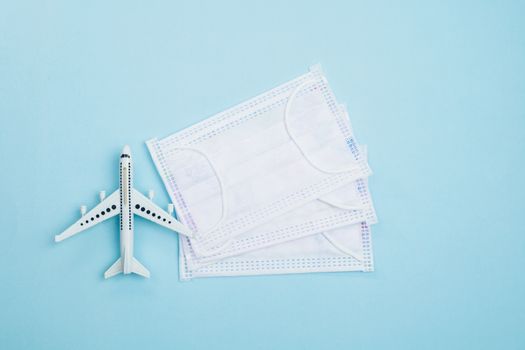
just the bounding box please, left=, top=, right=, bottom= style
left=180, top=146, right=375, bottom=273
left=148, top=65, right=370, bottom=257
left=180, top=152, right=376, bottom=270
left=180, top=221, right=374, bottom=280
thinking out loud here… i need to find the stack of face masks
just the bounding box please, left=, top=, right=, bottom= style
left=147, top=65, right=377, bottom=280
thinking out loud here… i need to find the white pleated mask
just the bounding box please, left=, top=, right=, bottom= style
left=180, top=144, right=376, bottom=270
left=148, top=66, right=370, bottom=256
left=180, top=221, right=374, bottom=280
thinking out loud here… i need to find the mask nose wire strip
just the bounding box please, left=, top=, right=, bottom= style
left=170, top=146, right=227, bottom=239
left=321, top=232, right=362, bottom=261
left=284, top=78, right=361, bottom=174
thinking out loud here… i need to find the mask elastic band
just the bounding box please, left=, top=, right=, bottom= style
left=171, top=146, right=227, bottom=239
left=317, top=198, right=368, bottom=211
left=284, top=79, right=361, bottom=174
left=321, top=232, right=362, bottom=261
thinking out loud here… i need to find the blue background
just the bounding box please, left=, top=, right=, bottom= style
left=1, top=1, right=524, bottom=349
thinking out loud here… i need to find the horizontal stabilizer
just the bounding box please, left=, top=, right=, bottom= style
left=132, top=257, right=150, bottom=278
left=104, top=257, right=123, bottom=279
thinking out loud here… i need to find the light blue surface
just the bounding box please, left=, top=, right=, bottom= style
left=1, top=1, right=524, bottom=349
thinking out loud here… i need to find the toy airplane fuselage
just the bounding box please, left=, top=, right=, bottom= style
left=55, top=145, right=192, bottom=279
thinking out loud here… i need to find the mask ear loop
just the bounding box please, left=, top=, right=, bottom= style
left=171, top=146, right=227, bottom=240
left=285, top=79, right=365, bottom=212
left=317, top=198, right=368, bottom=211
left=321, top=232, right=363, bottom=261
left=284, top=78, right=361, bottom=174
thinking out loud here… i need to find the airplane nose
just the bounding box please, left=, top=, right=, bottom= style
left=122, top=145, right=131, bottom=156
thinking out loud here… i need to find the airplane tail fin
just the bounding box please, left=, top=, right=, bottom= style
left=104, top=257, right=123, bottom=279
left=131, top=257, right=150, bottom=278
left=103, top=257, right=150, bottom=279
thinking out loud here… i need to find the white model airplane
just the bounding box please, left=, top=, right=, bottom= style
left=55, top=145, right=193, bottom=279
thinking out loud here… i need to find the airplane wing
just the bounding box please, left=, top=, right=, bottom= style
left=132, top=189, right=193, bottom=237
left=55, top=189, right=120, bottom=242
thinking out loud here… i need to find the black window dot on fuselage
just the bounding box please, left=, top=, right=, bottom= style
left=141, top=207, right=145, bottom=212
left=111, top=205, right=117, bottom=209
left=91, top=217, right=94, bottom=221
left=146, top=210, right=151, bottom=214
left=96, top=214, right=99, bottom=218
left=168, top=221, right=171, bottom=224
left=85, top=220, right=89, bottom=224
left=80, top=223, right=83, bottom=226
left=106, top=208, right=110, bottom=212
left=135, top=204, right=140, bottom=209
left=151, top=213, right=156, bottom=217
left=163, top=218, right=166, bottom=222
left=101, top=211, right=105, bottom=215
